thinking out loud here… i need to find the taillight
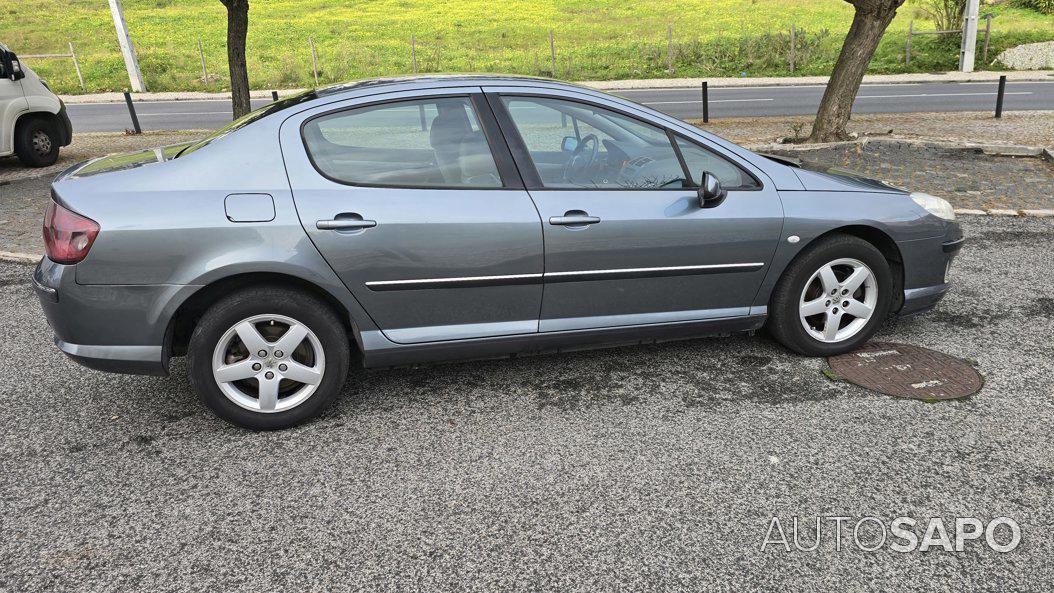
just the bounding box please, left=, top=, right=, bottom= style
left=42, top=201, right=99, bottom=264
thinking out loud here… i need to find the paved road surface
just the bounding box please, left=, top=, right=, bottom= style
left=67, top=80, right=1054, bottom=132
left=3, top=215, right=1053, bottom=591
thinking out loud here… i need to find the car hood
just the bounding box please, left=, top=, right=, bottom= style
left=760, top=153, right=905, bottom=193
left=57, top=142, right=194, bottom=180
left=791, top=166, right=905, bottom=193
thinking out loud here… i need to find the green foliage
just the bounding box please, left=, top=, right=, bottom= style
left=2, top=0, right=1052, bottom=94
left=1013, top=0, right=1054, bottom=14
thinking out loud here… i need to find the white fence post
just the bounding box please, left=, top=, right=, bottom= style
left=69, top=42, right=85, bottom=90
left=309, top=36, right=319, bottom=86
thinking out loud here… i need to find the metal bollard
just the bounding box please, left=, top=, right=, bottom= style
left=702, top=81, right=709, bottom=123
left=995, top=75, right=1006, bottom=119
left=123, top=91, right=141, bottom=134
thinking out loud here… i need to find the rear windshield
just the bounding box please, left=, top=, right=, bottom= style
left=176, top=90, right=319, bottom=157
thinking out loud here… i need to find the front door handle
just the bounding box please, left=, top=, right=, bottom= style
left=316, top=216, right=377, bottom=231
left=549, top=210, right=601, bottom=226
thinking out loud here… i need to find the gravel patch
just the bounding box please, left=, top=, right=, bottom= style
left=997, top=41, right=1054, bottom=71
left=1, top=216, right=1052, bottom=591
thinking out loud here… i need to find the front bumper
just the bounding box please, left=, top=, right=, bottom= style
left=33, top=257, right=179, bottom=376
left=57, top=100, right=73, bottom=147
left=897, top=224, right=965, bottom=316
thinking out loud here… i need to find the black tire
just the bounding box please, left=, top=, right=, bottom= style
left=187, top=286, right=351, bottom=430
left=768, top=234, right=893, bottom=357
left=14, top=116, right=60, bottom=167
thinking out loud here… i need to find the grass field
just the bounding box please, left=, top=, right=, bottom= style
left=3, top=0, right=1053, bottom=94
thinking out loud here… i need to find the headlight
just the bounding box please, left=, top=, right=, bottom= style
left=910, top=192, right=955, bottom=221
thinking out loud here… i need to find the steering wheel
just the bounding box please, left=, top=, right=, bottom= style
left=562, top=134, right=599, bottom=182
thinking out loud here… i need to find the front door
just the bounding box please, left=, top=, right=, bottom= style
left=282, top=89, right=543, bottom=344
left=0, top=54, right=26, bottom=156
left=490, top=92, right=783, bottom=332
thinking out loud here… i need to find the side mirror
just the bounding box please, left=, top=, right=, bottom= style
left=560, top=136, right=579, bottom=152
left=698, top=172, right=727, bottom=208
left=3, top=52, right=25, bottom=81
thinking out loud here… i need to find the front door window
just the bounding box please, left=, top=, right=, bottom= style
left=501, top=96, right=689, bottom=190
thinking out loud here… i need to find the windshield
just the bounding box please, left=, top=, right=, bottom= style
left=176, top=89, right=320, bottom=157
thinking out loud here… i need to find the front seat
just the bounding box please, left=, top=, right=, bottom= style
left=429, top=103, right=471, bottom=184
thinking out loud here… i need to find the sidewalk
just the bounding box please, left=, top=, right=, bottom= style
left=59, top=70, right=1054, bottom=104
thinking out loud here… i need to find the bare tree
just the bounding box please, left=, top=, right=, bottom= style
left=808, top=0, right=907, bottom=143
left=220, top=0, right=251, bottom=119
left=923, top=0, right=967, bottom=33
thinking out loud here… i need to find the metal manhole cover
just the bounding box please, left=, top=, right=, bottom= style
left=827, top=342, right=982, bottom=401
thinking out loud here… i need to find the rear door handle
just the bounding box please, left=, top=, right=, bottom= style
left=316, top=218, right=377, bottom=231
left=549, top=211, right=601, bottom=226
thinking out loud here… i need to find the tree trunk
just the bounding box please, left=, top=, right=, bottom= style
left=808, top=6, right=897, bottom=143
left=222, top=0, right=251, bottom=119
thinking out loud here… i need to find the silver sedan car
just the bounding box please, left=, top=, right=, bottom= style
left=34, top=75, right=963, bottom=429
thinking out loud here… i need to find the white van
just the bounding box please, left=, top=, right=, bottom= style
left=1, top=42, right=73, bottom=167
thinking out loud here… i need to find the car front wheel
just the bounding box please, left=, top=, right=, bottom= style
left=187, top=287, right=351, bottom=430
left=14, top=117, right=60, bottom=167
left=769, top=234, right=893, bottom=357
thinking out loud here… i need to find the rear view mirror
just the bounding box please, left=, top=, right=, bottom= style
left=2, top=51, right=25, bottom=81
left=698, top=172, right=728, bottom=208
left=560, top=136, right=579, bottom=152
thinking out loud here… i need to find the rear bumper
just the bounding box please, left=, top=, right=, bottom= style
left=34, top=257, right=176, bottom=376
left=55, top=339, right=166, bottom=376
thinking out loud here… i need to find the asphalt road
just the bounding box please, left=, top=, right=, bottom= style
left=2, top=215, right=1053, bottom=591
left=67, top=80, right=1054, bottom=132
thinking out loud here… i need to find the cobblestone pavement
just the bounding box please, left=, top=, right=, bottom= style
left=763, top=140, right=1054, bottom=211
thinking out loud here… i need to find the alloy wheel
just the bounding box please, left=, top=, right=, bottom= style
left=798, top=258, right=878, bottom=343
left=211, top=314, right=325, bottom=413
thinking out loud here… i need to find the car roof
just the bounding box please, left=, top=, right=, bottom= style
left=310, top=73, right=588, bottom=98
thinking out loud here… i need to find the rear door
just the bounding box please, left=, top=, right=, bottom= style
left=487, top=89, right=784, bottom=331
left=281, top=88, right=544, bottom=344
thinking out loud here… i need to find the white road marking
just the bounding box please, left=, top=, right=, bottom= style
left=856, top=91, right=1032, bottom=99
left=642, top=98, right=775, bottom=105
left=137, top=111, right=231, bottom=116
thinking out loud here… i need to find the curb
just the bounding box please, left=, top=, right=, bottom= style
left=954, top=209, right=1054, bottom=217
left=749, top=136, right=1054, bottom=156
left=586, top=70, right=1054, bottom=91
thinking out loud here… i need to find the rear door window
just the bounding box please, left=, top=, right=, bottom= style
left=302, top=96, right=503, bottom=188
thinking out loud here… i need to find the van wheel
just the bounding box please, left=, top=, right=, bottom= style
left=14, top=117, right=60, bottom=167
left=187, top=286, right=351, bottom=430
left=768, top=234, right=893, bottom=357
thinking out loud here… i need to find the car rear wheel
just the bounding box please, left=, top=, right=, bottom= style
left=769, top=234, right=893, bottom=357
left=14, top=116, right=60, bottom=167
left=187, top=286, right=350, bottom=430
